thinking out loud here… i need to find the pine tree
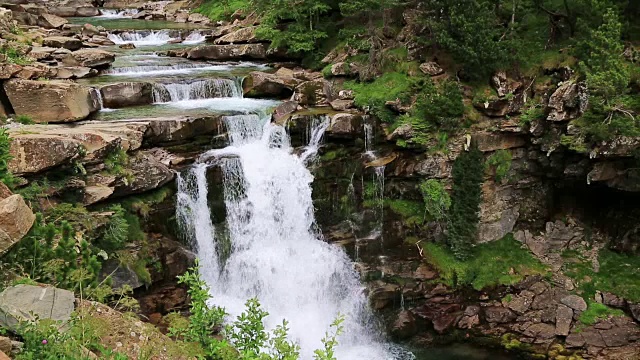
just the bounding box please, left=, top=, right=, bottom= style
left=446, top=145, right=484, bottom=260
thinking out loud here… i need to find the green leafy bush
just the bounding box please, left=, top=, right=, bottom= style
left=196, top=0, right=249, bottom=21
left=419, top=179, right=451, bottom=221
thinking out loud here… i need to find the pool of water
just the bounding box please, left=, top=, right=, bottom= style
left=68, top=17, right=207, bottom=30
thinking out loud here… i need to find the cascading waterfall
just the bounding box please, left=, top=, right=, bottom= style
left=107, top=30, right=176, bottom=46
left=362, top=120, right=385, bottom=239
left=300, top=115, right=330, bottom=163
left=98, top=8, right=139, bottom=18
left=104, top=63, right=258, bottom=77
left=152, top=78, right=243, bottom=103
left=183, top=31, right=206, bottom=44
left=177, top=113, right=410, bottom=360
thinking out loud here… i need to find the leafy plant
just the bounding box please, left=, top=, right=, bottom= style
left=485, top=149, right=512, bottom=182
left=419, top=179, right=451, bottom=221
left=0, top=128, right=16, bottom=187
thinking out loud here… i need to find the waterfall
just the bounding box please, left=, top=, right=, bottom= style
left=152, top=79, right=243, bottom=103
left=300, top=115, right=330, bottom=163
left=98, top=8, right=139, bottom=18
left=364, top=122, right=375, bottom=157
left=105, top=63, right=243, bottom=77
left=183, top=31, right=206, bottom=44
left=177, top=112, right=408, bottom=359
left=107, top=31, right=176, bottom=46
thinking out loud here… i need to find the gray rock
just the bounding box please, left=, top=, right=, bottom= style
left=43, top=36, right=83, bottom=51
left=186, top=44, right=267, bottom=60
left=506, top=290, right=535, bottom=314
left=561, top=295, right=588, bottom=312
left=547, top=81, right=588, bottom=122
left=0, top=285, right=75, bottom=331
left=328, top=113, right=363, bottom=138
left=100, top=82, right=153, bottom=108
left=419, top=61, right=444, bottom=76
left=484, top=306, right=516, bottom=323
left=99, top=259, right=144, bottom=290
left=555, top=304, right=573, bottom=336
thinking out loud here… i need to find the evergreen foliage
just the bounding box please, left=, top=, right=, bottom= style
left=419, top=179, right=451, bottom=221
left=0, top=128, right=15, bottom=187
left=446, top=146, right=484, bottom=260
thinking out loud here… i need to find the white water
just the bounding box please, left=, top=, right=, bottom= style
left=161, top=97, right=280, bottom=113
left=183, top=31, right=206, bottom=44
left=300, top=115, right=330, bottom=163
left=177, top=113, right=408, bottom=360
left=98, top=8, right=139, bottom=18
left=107, top=30, right=177, bottom=46
left=152, top=79, right=242, bottom=103
left=104, top=62, right=268, bottom=77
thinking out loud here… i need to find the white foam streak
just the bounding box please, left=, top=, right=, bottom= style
left=152, top=79, right=242, bottom=103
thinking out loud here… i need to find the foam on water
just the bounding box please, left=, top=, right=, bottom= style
left=183, top=31, right=206, bottom=44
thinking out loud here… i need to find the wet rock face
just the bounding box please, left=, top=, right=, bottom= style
left=4, top=79, right=99, bottom=123
left=242, top=71, right=299, bottom=98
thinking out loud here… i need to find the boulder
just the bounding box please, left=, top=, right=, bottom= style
left=4, top=79, right=99, bottom=123
left=419, top=61, right=444, bottom=76
left=214, top=26, right=259, bottom=44
left=547, top=81, right=588, bottom=122
left=0, top=336, right=10, bottom=356
left=0, top=285, right=75, bottom=331
left=484, top=306, right=516, bottom=323
left=38, top=13, right=68, bottom=29
left=0, top=63, right=22, bottom=79
left=100, top=82, right=153, bottom=108
left=555, top=304, right=573, bottom=336
left=76, top=7, right=99, bottom=17
left=83, top=185, right=114, bottom=205
left=294, top=79, right=331, bottom=106
left=561, top=295, right=588, bottom=312
left=112, top=152, right=174, bottom=197
left=0, top=195, right=35, bottom=254
left=82, top=23, right=100, bottom=36
left=187, top=13, right=210, bottom=24
left=330, top=62, right=358, bottom=77
left=272, top=100, right=298, bottom=125
left=329, top=99, right=354, bottom=111
left=43, top=36, right=83, bottom=51
left=99, top=259, right=144, bottom=290
left=54, top=66, right=96, bottom=79
left=62, top=48, right=115, bottom=68
left=243, top=71, right=298, bottom=98
left=186, top=44, right=268, bottom=60
left=8, top=135, right=81, bottom=175
left=327, top=113, right=363, bottom=138
left=48, top=7, right=78, bottom=17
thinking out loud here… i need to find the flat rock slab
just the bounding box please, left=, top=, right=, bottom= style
left=0, top=285, right=75, bottom=331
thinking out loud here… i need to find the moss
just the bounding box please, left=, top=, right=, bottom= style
left=386, top=199, right=424, bottom=226
left=422, top=233, right=549, bottom=290
left=564, top=248, right=640, bottom=302
left=196, top=0, right=248, bottom=21
left=344, top=72, right=414, bottom=123
left=485, top=149, right=512, bottom=182
left=578, top=301, right=625, bottom=325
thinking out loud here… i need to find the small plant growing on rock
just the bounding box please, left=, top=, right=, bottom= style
left=485, top=149, right=512, bottom=182
left=419, top=179, right=451, bottom=221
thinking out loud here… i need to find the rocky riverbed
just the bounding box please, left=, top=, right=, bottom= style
left=0, top=1, right=639, bottom=359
